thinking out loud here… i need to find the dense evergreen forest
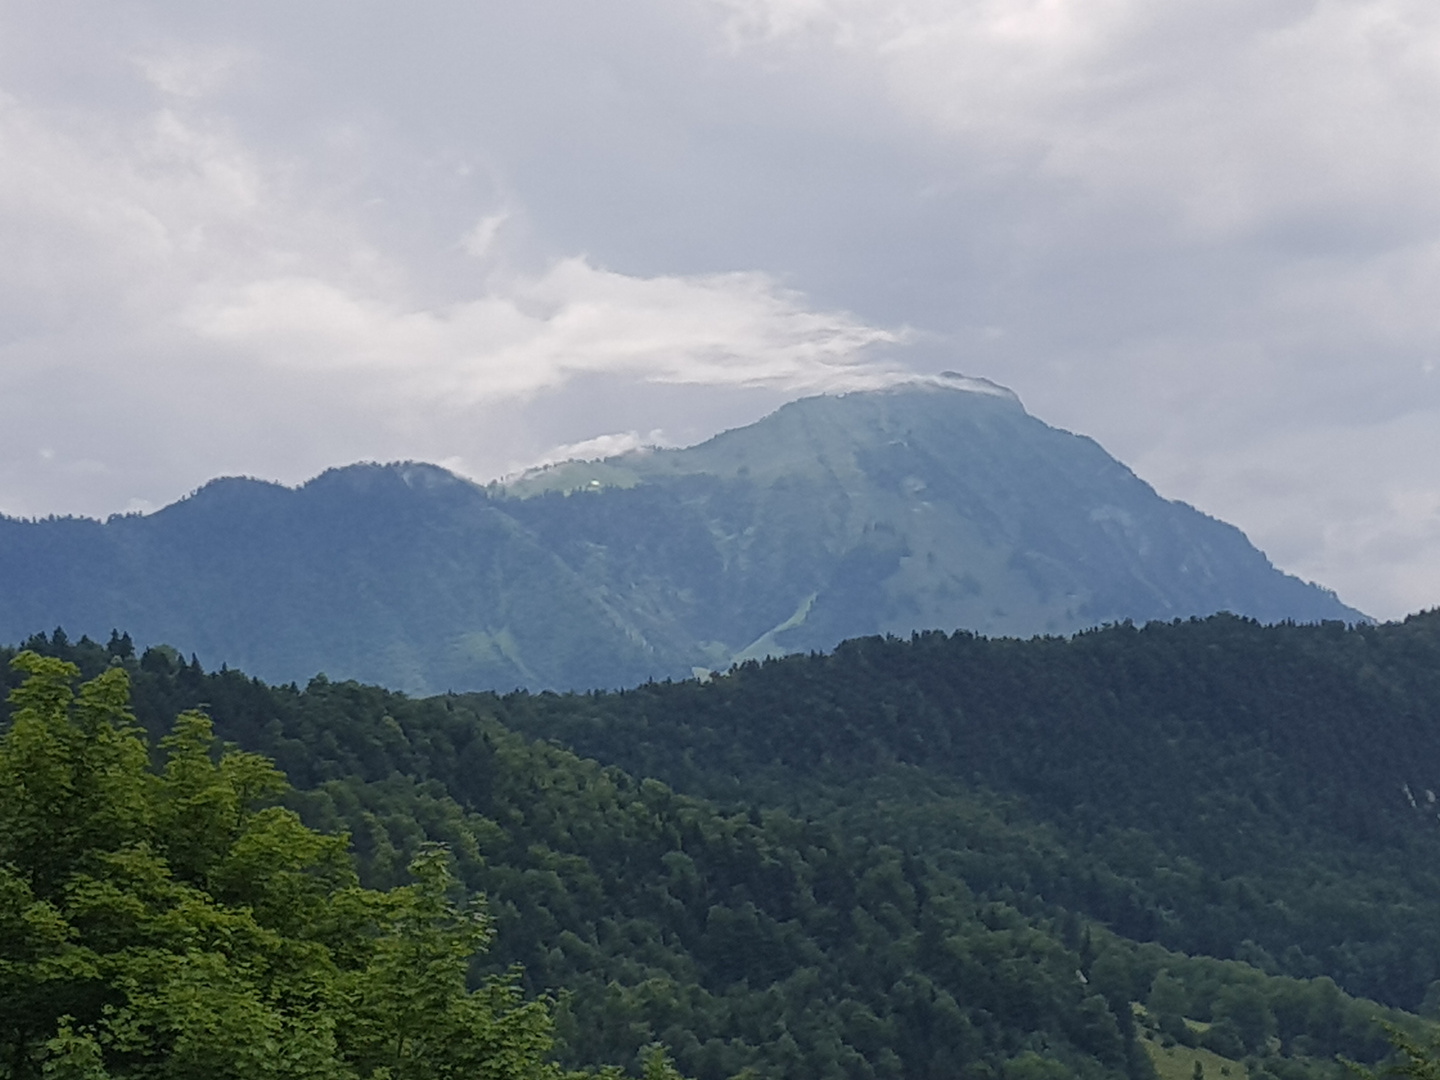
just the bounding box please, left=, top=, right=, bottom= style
left=491, top=613, right=1440, bottom=1009
left=7, top=618, right=1439, bottom=1080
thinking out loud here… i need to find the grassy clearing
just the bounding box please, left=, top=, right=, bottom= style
left=1142, top=1034, right=1248, bottom=1080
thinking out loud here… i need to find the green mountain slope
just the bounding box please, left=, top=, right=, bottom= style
left=0, top=377, right=1361, bottom=693
left=3, top=629, right=1415, bottom=1080
left=488, top=611, right=1440, bottom=1011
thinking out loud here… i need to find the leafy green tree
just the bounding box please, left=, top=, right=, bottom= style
left=1348, top=1024, right=1440, bottom=1080
left=1147, top=971, right=1189, bottom=1022
left=1211, top=984, right=1276, bottom=1055
left=0, top=652, right=607, bottom=1080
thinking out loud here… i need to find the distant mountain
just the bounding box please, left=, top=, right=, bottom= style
left=0, top=375, right=1362, bottom=692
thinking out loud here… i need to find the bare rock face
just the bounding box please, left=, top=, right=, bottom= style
left=0, top=377, right=1362, bottom=692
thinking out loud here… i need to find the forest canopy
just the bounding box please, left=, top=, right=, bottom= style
left=5, top=619, right=1438, bottom=1080
left=0, top=651, right=627, bottom=1080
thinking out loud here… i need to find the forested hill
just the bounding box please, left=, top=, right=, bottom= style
left=494, top=611, right=1440, bottom=1009
left=0, top=377, right=1360, bottom=693
left=6, top=616, right=1437, bottom=1080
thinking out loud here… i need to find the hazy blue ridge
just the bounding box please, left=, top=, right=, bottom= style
left=0, top=378, right=1361, bottom=693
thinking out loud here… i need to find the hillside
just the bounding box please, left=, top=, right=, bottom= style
left=492, top=611, right=1440, bottom=1011
left=3, top=626, right=1420, bottom=1080
left=0, top=376, right=1361, bottom=693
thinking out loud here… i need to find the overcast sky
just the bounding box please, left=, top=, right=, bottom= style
left=3, top=0, right=1439, bottom=621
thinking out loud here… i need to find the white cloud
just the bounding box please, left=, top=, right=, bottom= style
left=461, top=212, right=511, bottom=259
left=134, top=43, right=253, bottom=100
left=0, top=48, right=904, bottom=525
left=702, top=0, right=1440, bottom=254
left=525, top=429, right=673, bottom=472
left=181, top=259, right=906, bottom=404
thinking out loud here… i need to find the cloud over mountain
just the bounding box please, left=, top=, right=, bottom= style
left=3, top=0, right=1440, bottom=619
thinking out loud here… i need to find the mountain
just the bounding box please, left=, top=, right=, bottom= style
left=0, top=375, right=1362, bottom=692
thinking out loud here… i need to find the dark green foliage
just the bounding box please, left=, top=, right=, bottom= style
left=1354, top=1024, right=1440, bottom=1080
left=2, top=639, right=1146, bottom=1080
left=4, top=621, right=1422, bottom=1080
left=0, top=654, right=610, bottom=1080
left=487, top=612, right=1440, bottom=1009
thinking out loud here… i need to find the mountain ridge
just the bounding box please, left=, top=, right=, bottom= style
left=0, top=378, right=1362, bottom=692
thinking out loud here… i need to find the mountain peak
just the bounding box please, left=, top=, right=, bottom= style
left=503, top=378, right=1030, bottom=498
left=877, top=370, right=1024, bottom=406
left=0, top=377, right=1363, bottom=693
left=305, top=461, right=475, bottom=494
